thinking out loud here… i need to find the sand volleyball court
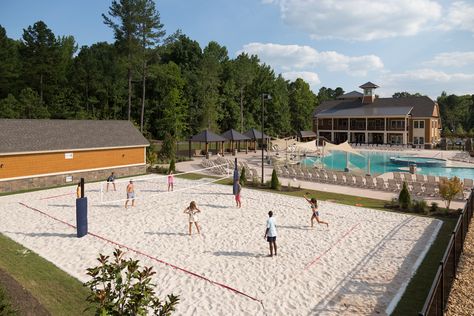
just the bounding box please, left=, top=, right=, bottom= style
left=0, top=174, right=441, bottom=315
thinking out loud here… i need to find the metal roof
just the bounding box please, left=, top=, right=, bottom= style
left=190, top=130, right=227, bottom=142
left=314, top=96, right=436, bottom=118
left=0, top=119, right=149, bottom=155
left=220, top=129, right=251, bottom=141
left=244, top=128, right=270, bottom=140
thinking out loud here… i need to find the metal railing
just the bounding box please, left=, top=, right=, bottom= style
left=418, top=188, right=474, bottom=315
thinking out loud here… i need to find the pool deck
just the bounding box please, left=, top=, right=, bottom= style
left=174, top=149, right=468, bottom=210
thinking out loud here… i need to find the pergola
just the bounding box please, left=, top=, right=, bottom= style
left=244, top=128, right=270, bottom=153
left=220, top=129, right=251, bottom=155
left=188, top=130, right=227, bottom=158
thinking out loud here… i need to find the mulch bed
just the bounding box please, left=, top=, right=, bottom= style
left=446, top=223, right=474, bottom=315
left=0, top=268, right=50, bottom=316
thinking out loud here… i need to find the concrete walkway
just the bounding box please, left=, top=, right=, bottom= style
left=174, top=152, right=467, bottom=210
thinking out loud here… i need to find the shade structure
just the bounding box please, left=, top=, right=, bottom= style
left=244, top=128, right=270, bottom=153
left=190, top=130, right=227, bottom=142
left=188, top=130, right=227, bottom=158
left=323, top=140, right=364, bottom=157
left=244, top=128, right=270, bottom=140
left=293, top=140, right=319, bottom=153
left=221, top=129, right=251, bottom=155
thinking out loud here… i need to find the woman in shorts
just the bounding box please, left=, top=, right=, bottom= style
left=183, top=201, right=201, bottom=235
left=303, top=194, right=328, bottom=228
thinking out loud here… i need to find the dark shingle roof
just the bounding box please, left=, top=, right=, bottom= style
left=299, top=131, right=317, bottom=138
left=337, top=91, right=363, bottom=99
left=359, top=82, right=379, bottom=89
left=0, top=119, right=149, bottom=155
left=220, top=129, right=251, bottom=141
left=313, top=96, right=436, bottom=118
left=190, top=130, right=227, bottom=142
left=244, top=128, right=270, bottom=140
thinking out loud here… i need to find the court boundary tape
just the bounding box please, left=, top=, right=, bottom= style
left=304, top=222, right=361, bottom=270
left=18, top=202, right=263, bottom=305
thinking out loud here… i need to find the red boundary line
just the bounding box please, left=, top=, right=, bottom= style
left=39, top=193, right=75, bottom=200
left=304, top=223, right=360, bottom=270
left=18, top=202, right=262, bottom=304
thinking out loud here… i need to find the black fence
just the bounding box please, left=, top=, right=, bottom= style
left=419, top=188, right=474, bottom=315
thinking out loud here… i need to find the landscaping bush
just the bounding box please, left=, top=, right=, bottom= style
left=430, top=202, right=439, bottom=214
left=84, top=248, right=179, bottom=315
left=239, top=167, right=247, bottom=186
left=398, top=182, right=411, bottom=210
left=411, top=199, right=427, bottom=213
left=270, top=169, right=280, bottom=190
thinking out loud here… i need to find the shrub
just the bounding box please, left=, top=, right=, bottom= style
left=84, top=248, right=179, bottom=315
left=439, top=176, right=463, bottom=210
left=147, top=143, right=158, bottom=166
left=411, top=199, right=427, bottom=213
left=270, top=169, right=281, bottom=190
left=0, top=286, right=16, bottom=316
left=239, top=167, right=247, bottom=186
left=168, top=158, right=176, bottom=173
left=430, top=202, right=439, bottom=214
left=398, top=181, right=411, bottom=210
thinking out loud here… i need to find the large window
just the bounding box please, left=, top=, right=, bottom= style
left=390, top=120, right=405, bottom=129
left=413, top=120, right=425, bottom=129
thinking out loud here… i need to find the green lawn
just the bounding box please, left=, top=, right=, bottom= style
left=0, top=234, right=92, bottom=315
left=391, top=216, right=457, bottom=315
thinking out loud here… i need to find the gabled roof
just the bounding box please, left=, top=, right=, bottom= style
left=298, top=131, right=317, bottom=138
left=314, top=96, right=436, bottom=118
left=337, top=91, right=363, bottom=99
left=359, top=82, right=379, bottom=89
left=220, top=129, right=251, bottom=141
left=190, top=130, right=226, bottom=142
left=0, top=119, right=149, bottom=155
left=244, top=128, right=270, bottom=140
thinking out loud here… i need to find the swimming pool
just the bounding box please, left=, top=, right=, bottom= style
left=301, top=151, right=474, bottom=180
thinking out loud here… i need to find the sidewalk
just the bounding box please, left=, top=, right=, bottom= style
left=175, top=154, right=467, bottom=209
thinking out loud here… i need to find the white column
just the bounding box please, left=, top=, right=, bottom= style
left=383, top=132, right=387, bottom=144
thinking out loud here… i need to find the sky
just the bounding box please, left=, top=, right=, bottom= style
left=1, top=0, right=473, bottom=99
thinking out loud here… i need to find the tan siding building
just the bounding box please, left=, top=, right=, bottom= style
left=312, top=82, right=441, bottom=148
left=0, top=120, right=149, bottom=192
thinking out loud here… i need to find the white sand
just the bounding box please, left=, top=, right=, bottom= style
left=0, top=175, right=441, bottom=315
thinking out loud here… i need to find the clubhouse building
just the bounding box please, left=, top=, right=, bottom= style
left=313, top=82, right=441, bottom=148
left=0, top=120, right=149, bottom=192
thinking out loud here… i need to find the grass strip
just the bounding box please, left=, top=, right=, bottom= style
left=391, top=216, right=457, bottom=315
left=0, top=234, right=92, bottom=315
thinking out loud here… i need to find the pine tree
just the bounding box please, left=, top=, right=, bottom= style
left=270, top=169, right=280, bottom=190
left=398, top=181, right=411, bottom=210
left=239, top=167, right=247, bottom=186
left=168, top=158, right=176, bottom=173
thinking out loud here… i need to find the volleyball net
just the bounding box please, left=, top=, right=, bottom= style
left=99, top=163, right=232, bottom=204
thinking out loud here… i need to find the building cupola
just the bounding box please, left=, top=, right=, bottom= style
left=359, top=81, right=379, bottom=104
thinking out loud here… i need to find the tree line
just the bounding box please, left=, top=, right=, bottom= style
left=0, top=0, right=333, bottom=141
left=0, top=0, right=471, bottom=141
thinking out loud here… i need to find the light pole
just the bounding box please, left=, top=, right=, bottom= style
left=261, top=93, right=271, bottom=184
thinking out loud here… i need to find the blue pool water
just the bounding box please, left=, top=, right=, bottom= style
left=302, top=151, right=474, bottom=180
